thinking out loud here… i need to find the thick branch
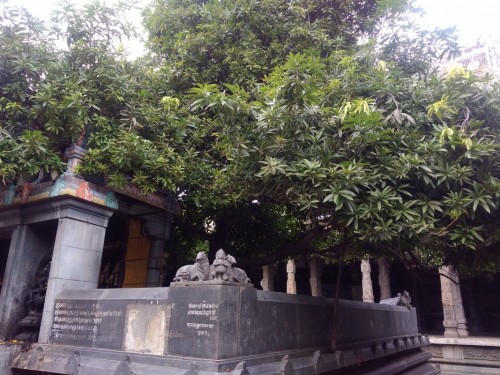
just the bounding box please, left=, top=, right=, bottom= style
left=238, top=225, right=345, bottom=268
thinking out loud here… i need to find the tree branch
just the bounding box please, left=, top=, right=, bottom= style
left=238, top=225, right=348, bottom=268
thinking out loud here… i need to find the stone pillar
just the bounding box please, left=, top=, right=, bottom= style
left=308, top=257, right=322, bottom=297
left=145, top=214, right=173, bottom=287
left=38, top=208, right=112, bottom=343
left=0, top=225, right=50, bottom=340
left=439, top=265, right=469, bottom=337
left=286, top=259, right=297, bottom=294
left=260, top=265, right=275, bottom=291
left=361, top=258, right=374, bottom=303
left=377, top=257, right=391, bottom=300
left=145, top=238, right=164, bottom=287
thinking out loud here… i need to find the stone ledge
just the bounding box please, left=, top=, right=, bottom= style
left=429, top=357, right=500, bottom=367
left=12, top=344, right=435, bottom=375
left=428, top=335, right=500, bottom=347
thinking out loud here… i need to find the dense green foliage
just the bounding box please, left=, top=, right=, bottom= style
left=0, top=0, right=138, bottom=182
left=1, top=0, right=499, bottom=273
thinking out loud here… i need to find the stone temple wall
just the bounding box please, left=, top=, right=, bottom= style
left=10, top=285, right=436, bottom=375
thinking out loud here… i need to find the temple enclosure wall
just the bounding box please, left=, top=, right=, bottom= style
left=9, top=284, right=437, bottom=375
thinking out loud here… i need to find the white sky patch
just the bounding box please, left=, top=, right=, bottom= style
left=7, top=0, right=149, bottom=58
left=416, top=0, right=500, bottom=46
left=6, top=0, right=500, bottom=51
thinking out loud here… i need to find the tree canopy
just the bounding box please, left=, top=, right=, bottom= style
left=1, top=0, right=499, bottom=274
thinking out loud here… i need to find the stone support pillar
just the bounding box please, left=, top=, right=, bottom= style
left=308, top=257, right=322, bottom=297
left=361, top=258, right=374, bottom=303
left=38, top=203, right=113, bottom=343
left=260, top=265, right=275, bottom=292
left=439, top=265, right=469, bottom=337
left=145, top=238, right=164, bottom=287
left=0, top=225, right=50, bottom=340
left=377, top=257, right=392, bottom=300
left=145, top=214, right=173, bottom=287
left=286, top=259, right=297, bottom=294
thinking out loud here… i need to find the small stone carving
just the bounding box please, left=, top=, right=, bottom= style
left=211, top=249, right=231, bottom=281
left=226, top=254, right=251, bottom=283
left=16, top=256, right=51, bottom=342
left=173, top=252, right=211, bottom=282
left=379, top=290, right=412, bottom=310
left=49, top=177, right=66, bottom=197
left=172, top=249, right=252, bottom=285
left=397, top=291, right=412, bottom=308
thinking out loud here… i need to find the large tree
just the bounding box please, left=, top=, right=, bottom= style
left=139, top=0, right=499, bottom=274
left=1, top=0, right=499, bottom=274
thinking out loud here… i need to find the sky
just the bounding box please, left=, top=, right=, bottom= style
left=6, top=0, right=500, bottom=49
left=416, top=0, right=499, bottom=45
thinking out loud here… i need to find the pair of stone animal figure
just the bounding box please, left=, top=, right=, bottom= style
left=173, top=249, right=251, bottom=284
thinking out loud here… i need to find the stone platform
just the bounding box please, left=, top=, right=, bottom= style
left=426, top=335, right=500, bottom=375
left=10, top=285, right=436, bottom=375
left=0, top=344, right=23, bottom=375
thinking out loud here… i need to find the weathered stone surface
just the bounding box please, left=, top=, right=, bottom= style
left=166, top=284, right=238, bottom=359
left=308, top=257, right=322, bottom=297
left=47, top=285, right=421, bottom=361
left=0, top=225, right=52, bottom=340
left=12, top=344, right=438, bottom=375
left=9, top=285, right=433, bottom=375
left=49, top=288, right=170, bottom=352
left=0, top=197, right=114, bottom=344
left=50, top=299, right=127, bottom=349
left=0, top=345, right=23, bottom=375
left=239, top=289, right=331, bottom=356
left=40, top=212, right=111, bottom=343
left=361, top=258, right=374, bottom=303
left=377, top=258, right=391, bottom=301
left=335, top=299, right=418, bottom=348
left=427, top=335, right=500, bottom=375
left=286, top=259, right=297, bottom=294
left=260, top=265, right=275, bottom=292
left=439, top=266, right=469, bottom=337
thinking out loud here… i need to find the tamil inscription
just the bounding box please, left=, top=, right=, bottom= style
left=50, top=300, right=126, bottom=350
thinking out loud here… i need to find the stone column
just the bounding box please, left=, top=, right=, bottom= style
left=377, top=257, right=392, bottom=300
left=38, top=206, right=113, bottom=343
left=143, top=213, right=174, bottom=287
left=361, top=258, right=374, bottom=303
left=145, top=238, right=164, bottom=287
left=286, top=259, right=297, bottom=294
left=0, top=225, right=50, bottom=340
left=261, top=265, right=275, bottom=291
left=308, top=257, right=322, bottom=297
left=145, top=214, right=174, bottom=287
left=439, top=265, right=469, bottom=337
